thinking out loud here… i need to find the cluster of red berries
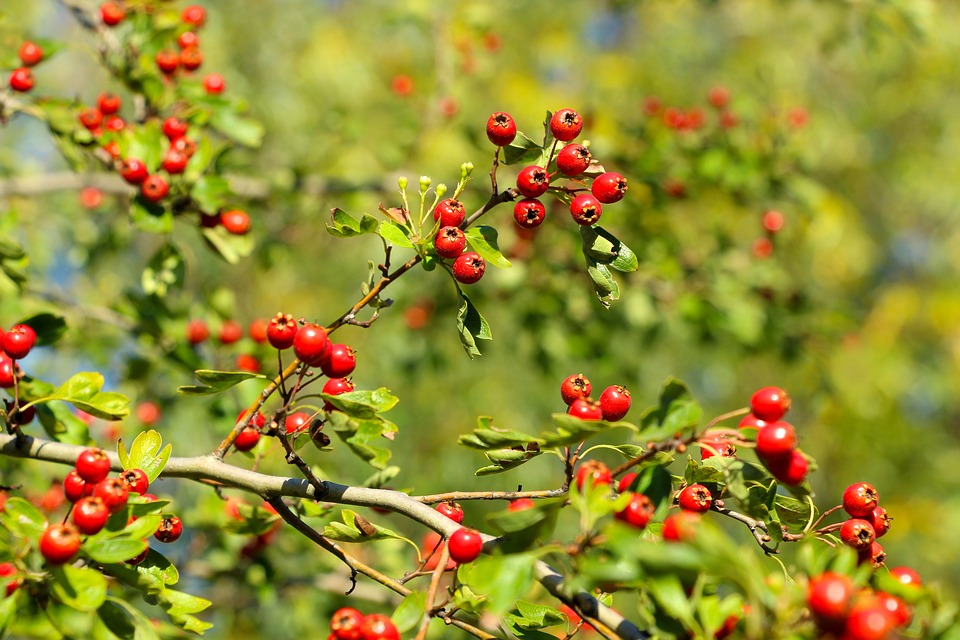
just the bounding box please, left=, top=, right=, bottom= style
left=185, top=316, right=268, bottom=373
left=428, top=501, right=484, bottom=564
left=0, top=325, right=38, bottom=420
left=39, top=448, right=180, bottom=566
left=752, top=209, right=786, bottom=259
left=645, top=85, right=739, bottom=134
left=430, top=198, right=486, bottom=285
left=485, top=109, right=629, bottom=230
left=838, top=482, right=891, bottom=569
left=807, top=566, right=920, bottom=639
left=7, top=41, right=44, bottom=92
left=328, top=607, right=399, bottom=640
left=560, top=373, right=632, bottom=422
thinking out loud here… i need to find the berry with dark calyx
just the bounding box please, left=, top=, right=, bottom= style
left=171, top=136, right=197, bottom=157
left=3, top=324, right=37, bottom=360
left=5, top=400, right=35, bottom=426
left=556, top=143, right=592, bottom=176
left=766, top=449, right=809, bottom=485
left=76, top=448, right=111, bottom=484
left=155, top=50, right=179, bottom=75
left=186, top=318, right=209, bottom=345
left=889, top=566, right=921, bottom=588
left=233, top=426, right=261, bottom=452
left=322, top=343, right=357, bottom=379
left=97, top=92, right=121, bottom=114
left=119, top=158, right=148, bottom=184
left=94, top=477, right=129, bottom=513
left=560, top=373, right=592, bottom=405
left=840, top=518, right=876, bottom=552
left=738, top=413, right=767, bottom=430
left=18, top=41, right=44, bottom=67
left=507, top=498, right=535, bottom=512
left=435, top=501, right=464, bottom=524
left=859, top=541, right=886, bottom=568
left=576, top=460, right=612, bottom=491
left=516, top=165, right=550, bottom=198
left=322, top=377, right=355, bottom=411
left=569, top=193, right=602, bottom=226
left=755, top=421, right=797, bottom=460
left=73, top=496, right=110, bottom=535
left=615, top=492, right=655, bottom=528
left=677, top=484, right=712, bottom=513
left=154, top=515, right=183, bottom=543
left=843, top=482, right=880, bottom=518
left=203, top=73, right=225, bottom=94
left=807, top=572, right=854, bottom=622
left=126, top=547, right=149, bottom=565
left=662, top=512, right=699, bottom=542
left=330, top=606, right=364, bottom=639
left=567, top=397, right=602, bottom=421
left=700, top=433, right=736, bottom=460
left=141, top=175, right=169, bottom=202
left=179, top=46, right=203, bottom=71
left=550, top=108, right=583, bottom=141
left=432, top=198, right=466, bottom=228
left=869, top=505, right=892, bottom=538
left=591, top=172, right=628, bottom=204
left=8, top=68, right=34, bottom=92
left=513, top=198, right=546, bottom=229
left=119, top=468, right=149, bottom=495
left=100, top=2, right=125, bottom=26
left=181, top=5, right=206, bottom=27
left=486, top=111, right=517, bottom=147
left=64, top=470, right=93, bottom=502
left=218, top=319, right=243, bottom=345
left=599, top=385, right=631, bottom=421
left=434, top=226, right=467, bottom=259
left=178, top=31, right=199, bottom=49
left=285, top=412, right=311, bottom=434
left=267, top=313, right=298, bottom=350
left=452, top=252, right=485, bottom=285
left=448, top=527, right=484, bottom=563
left=843, top=603, right=896, bottom=640
left=750, top=386, right=791, bottom=421
left=40, top=523, right=81, bottom=565
left=79, top=107, right=103, bottom=131
left=162, top=149, right=188, bottom=174
left=359, top=613, right=400, bottom=640
left=293, top=323, right=331, bottom=367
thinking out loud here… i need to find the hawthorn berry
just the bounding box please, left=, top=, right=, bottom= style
left=3, top=324, right=37, bottom=360
left=843, top=482, right=879, bottom=518
left=162, top=149, right=188, bottom=174
left=448, top=527, right=484, bottom=563
left=889, top=566, right=922, bottom=588
left=513, top=198, right=546, bottom=230
left=840, top=518, right=876, bottom=551
left=560, top=373, right=592, bottom=405
left=76, top=448, right=111, bottom=484
left=615, top=493, right=655, bottom=528
left=662, top=511, right=699, bottom=542
left=94, top=477, right=129, bottom=513
left=171, top=136, right=197, bottom=157
left=763, top=210, right=785, bottom=233
left=330, top=606, right=364, bottom=639
left=5, top=401, right=34, bottom=426
left=119, top=158, right=148, bottom=185
left=0, top=562, right=19, bottom=597
left=267, top=313, right=298, bottom=349
left=434, top=226, right=467, bottom=259
left=181, top=5, right=207, bottom=27
left=97, top=92, right=121, bottom=115
left=285, top=412, right=311, bottom=434
left=9, top=68, right=35, bottom=93
left=293, top=323, right=332, bottom=367
left=435, top=501, right=464, bottom=524
left=569, top=193, right=602, bottom=226
left=708, top=85, right=731, bottom=109
left=73, top=496, right=110, bottom=535
left=617, top=472, right=638, bottom=493
left=218, top=319, right=243, bottom=345
left=550, top=108, right=583, bottom=141
left=203, top=73, right=225, bottom=94
left=186, top=318, right=209, bottom=345
left=875, top=592, right=912, bottom=627
left=738, top=413, right=767, bottom=430
left=750, top=386, right=791, bottom=421
left=180, top=46, right=203, bottom=72
left=516, top=165, right=550, bottom=198
left=359, top=614, right=400, bottom=640
left=432, top=198, right=466, bottom=228
left=233, top=426, right=261, bottom=452
left=567, top=397, right=602, bottom=421
left=155, top=50, right=180, bottom=75
left=79, top=107, right=103, bottom=131
left=119, top=468, right=149, bottom=495
left=64, top=470, right=93, bottom=502
left=126, top=547, right=149, bottom=566
left=18, top=41, right=44, bottom=67
left=100, top=2, right=125, bottom=26
left=507, top=498, right=535, bottom=512
left=141, top=175, right=170, bottom=202
left=591, top=172, right=628, bottom=204
left=556, top=143, right=592, bottom=176
left=807, top=572, right=853, bottom=622
left=155, top=515, right=183, bottom=543
left=766, top=449, right=809, bottom=485
left=248, top=318, right=268, bottom=344
left=677, top=484, right=712, bottom=513
left=755, top=421, right=797, bottom=460
left=178, top=31, right=200, bottom=49
left=104, top=115, right=125, bottom=132
left=599, top=385, right=631, bottom=421
left=452, top=252, right=485, bottom=285
left=322, top=343, right=357, bottom=379
left=322, top=377, right=356, bottom=411
left=40, top=523, right=81, bottom=565
left=576, top=460, right=612, bottom=491
left=420, top=531, right=456, bottom=571
left=485, top=111, right=517, bottom=147
left=859, top=541, right=886, bottom=568
left=869, top=506, right=891, bottom=538
left=843, top=604, right=896, bottom=640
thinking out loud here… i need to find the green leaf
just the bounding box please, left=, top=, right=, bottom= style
left=475, top=445, right=543, bottom=476
left=465, top=226, right=512, bottom=268
left=648, top=574, right=696, bottom=627
left=35, top=401, right=90, bottom=444
left=85, top=538, right=149, bottom=564
left=326, top=412, right=396, bottom=469
left=456, top=290, right=492, bottom=358
left=201, top=224, right=255, bottom=264
left=459, top=417, right=544, bottom=450
left=123, top=119, right=165, bottom=170
left=51, top=565, right=108, bottom=612
left=486, top=498, right=562, bottom=552
left=39, top=372, right=130, bottom=420
left=392, top=592, right=428, bottom=633
left=142, top=242, right=185, bottom=297
left=130, top=196, right=173, bottom=234
left=99, top=598, right=162, bottom=640
left=191, top=175, right=230, bottom=213
left=319, top=387, right=399, bottom=419
left=636, top=377, right=702, bottom=442
left=0, top=592, right=19, bottom=633
left=120, top=430, right=172, bottom=483
left=502, top=131, right=542, bottom=165
left=505, top=601, right=567, bottom=630
left=579, top=225, right=639, bottom=272
left=211, top=109, right=265, bottom=148
left=631, top=464, right=675, bottom=519
left=377, top=221, right=415, bottom=248
left=157, top=588, right=213, bottom=634
left=459, top=553, right=536, bottom=616
left=326, top=208, right=378, bottom=238
left=178, top=368, right=266, bottom=395
left=20, top=312, right=67, bottom=346
left=584, top=256, right=620, bottom=308
left=103, top=548, right=180, bottom=593
left=540, top=413, right=634, bottom=448
left=774, top=494, right=817, bottom=529
left=321, top=510, right=417, bottom=549
left=0, top=497, right=46, bottom=542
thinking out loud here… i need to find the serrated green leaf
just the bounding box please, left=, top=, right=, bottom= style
left=0, top=497, right=46, bottom=542
left=540, top=413, right=634, bottom=448
left=157, top=588, right=213, bottom=634
left=99, top=598, right=162, bottom=640
left=191, top=175, right=230, bottom=213
left=506, top=601, right=567, bottom=630
left=178, top=369, right=266, bottom=395
left=465, top=225, right=512, bottom=269
left=51, top=565, right=108, bottom=612
left=636, top=377, right=702, bottom=442
left=377, top=220, right=414, bottom=248
left=459, top=553, right=536, bottom=616
left=319, top=387, right=398, bottom=418
left=325, top=412, right=396, bottom=469
left=502, top=132, right=542, bottom=165
left=579, top=225, right=639, bottom=272
left=131, top=196, right=173, bottom=234
left=326, top=208, right=377, bottom=238
left=456, top=290, right=492, bottom=358
left=321, top=510, right=416, bottom=550
left=201, top=224, right=255, bottom=264
left=38, top=372, right=130, bottom=420
left=121, top=430, right=172, bottom=483
left=103, top=548, right=180, bottom=593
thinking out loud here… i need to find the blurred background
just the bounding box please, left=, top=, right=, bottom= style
left=2, top=0, right=959, bottom=637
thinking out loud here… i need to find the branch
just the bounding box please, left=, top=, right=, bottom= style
left=412, top=488, right=566, bottom=504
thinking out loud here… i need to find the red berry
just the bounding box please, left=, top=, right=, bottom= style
left=0, top=562, right=19, bottom=597
left=220, top=209, right=252, bottom=235
left=203, top=73, right=225, bottom=94
left=293, top=323, right=331, bottom=367
left=94, top=477, right=129, bottom=513
left=126, top=547, right=149, bottom=565
left=507, top=498, right=535, bottom=512
left=859, top=541, right=886, bottom=568
left=452, top=252, right=485, bottom=285
left=162, top=149, right=188, bottom=174
left=434, top=226, right=467, bottom=259
left=556, top=143, right=592, bottom=176
left=766, top=449, right=809, bottom=485
left=448, top=527, right=483, bottom=563
left=64, top=470, right=93, bottom=503
left=662, top=512, right=699, bottom=542
left=591, top=172, right=628, bottom=204
left=708, top=86, right=730, bottom=109
left=576, top=460, right=612, bottom=491
left=235, top=354, right=260, bottom=373
left=755, top=421, right=797, bottom=460
left=720, top=111, right=739, bottom=129
left=615, top=493, right=655, bottom=528
left=0, top=354, right=19, bottom=389
left=843, top=604, right=896, bottom=640
left=750, top=386, right=791, bottom=421
left=233, top=426, right=261, bottom=452
left=516, top=165, right=550, bottom=198
left=135, top=400, right=161, bottom=424
left=875, top=592, right=912, bottom=627
left=9, top=68, right=35, bottom=92
left=889, top=566, right=921, bottom=588
left=155, top=50, right=179, bottom=75
left=179, top=46, right=203, bottom=72
left=285, top=412, right=311, bottom=434
left=102, top=140, right=121, bottom=159
left=97, top=92, right=121, bottom=115
left=177, top=31, right=200, bottom=49
left=868, top=506, right=891, bottom=538
left=359, top=613, right=400, bottom=640
left=3, top=324, right=37, bottom=360
left=322, top=377, right=355, bottom=411
left=18, top=41, right=44, bottom=67
left=73, top=496, right=110, bottom=535
left=267, top=313, right=298, bottom=350
left=181, top=5, right=207, bottom=27
left=435, top=501, right=464, bottom=524
left=40, top=523, right=81, bottom=565
left=763, top=210, right=785, bottom=233
left=248, top=318, right=268, bottom=344
left=154, top=515, right=183, bottom=543
left=141, top=175, right=169, bottom=202
left=119, top=158, right=148, bottom=185
left=569, top=193, right=602, bottom=226
left=486, top=112, right=517, bottom=147
left=321, top=343, right=357, bottom=379
left=171, top=136, right=197, bottom=157
left=79, top=107, right=103, bottom=131
left=843, top=482, right=880, bottom=518
left=186, top=318, right=209, bottom=345
left=432, top=198, right=466, bottom=228
left=218, top=319, right=243, bottom=345
left=738, top=413, right=767, bottom=430
left=330, top=607, right=364, bottom=639
left=237, top=409, right=266, bottom=429
left=700, top=434, right=736, bottom=460
left=513, top=198, right=546, bottom=230
left=599, top=385, right=631, bottom=421
left=104, top=115, right=125, bottom=132
left=617, top=472, right=637, bottom=493
left=677, top=484, right=712, bottom=513
left=568, top=397, right=602, bottom=421
left=560, top=374, right=592, bottom=405
left=119, top=468, right=149, bottom=495
left=840, top=518, right=876, bottom=552
left=76, top=448, right=111, bottom=484
left=550, top=108, right=583, bottom=141
left=100, top=2, right=125, bottom=26
left=807, top=572, right=853, bottom=622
